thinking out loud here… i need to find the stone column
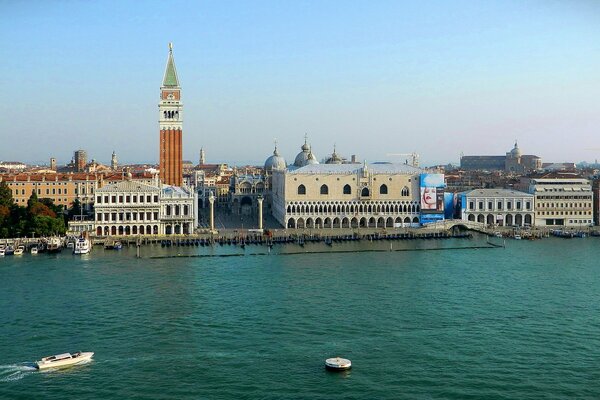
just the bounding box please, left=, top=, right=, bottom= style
left=257, top=196, right=264, bottom=231
left=209, top=192, right=215, bottom=232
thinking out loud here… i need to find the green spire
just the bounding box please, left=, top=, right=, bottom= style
left=162, top=42, right=179, bottom=87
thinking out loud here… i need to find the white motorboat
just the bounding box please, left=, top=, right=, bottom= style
left=73, top=237, right=91, bottom=255
left=14, top=245, right=25, bottom=255
left=36, top=351, right=94, bottom=370
left=31, top=246, right=39, bottom=255
left=47, top=237, right=62, bottom=253
left=514, top=234, right=522, bottom=240
left=0, top=247, right=4, bottom=256
left=325, top=357, right=352, bottom=371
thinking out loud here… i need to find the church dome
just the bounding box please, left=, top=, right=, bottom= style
left=325, top=145, right=343, bottom=164
left=510, top=142, right=522, bottom=158
left=264, top=146, right=287, bottom=171
left=306, top=151, right=319, bottom=165
left=294, top=139, right=312, bottom=167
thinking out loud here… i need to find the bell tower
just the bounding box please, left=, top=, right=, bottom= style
left=159, top=42, right=183, bottom=186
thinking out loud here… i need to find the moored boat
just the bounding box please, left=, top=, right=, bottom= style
left=36, top=351, right=94, bottom=370
left=14, top=245, right=25, bottom=255
left=73, top=237, right=91, bottom=255
left=31, top=246, right=39, bottom=254
left=47, top=237, right=63, bottom=253
left=104, top=240, right=122, bottom=250
left=5, top=245, right=15, bottom=255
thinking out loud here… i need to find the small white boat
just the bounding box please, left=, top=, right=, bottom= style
left=73, top=237, right=91, bottom=255
left=67, top=241, right=75, bottom=249
left=325, top=357, right=352, bottom=371
left=0, top=248, right=4, bottom=257
left=514, top=234, right=522, bottom=240
left=31, top=246, right=39, bottom=255
left=36, top=351, right=94, bottom=370
left=14, top=245, right=25, bottom=255
left=47, top=238, right=62, bottom=253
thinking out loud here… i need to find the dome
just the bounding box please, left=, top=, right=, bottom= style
left=306, top=151, right=319, bottom=165
left=510, top=141, right=522, bottom=158
left=294, top=139, right=311, bottom=167
left=264, top=146, right=287, bottom=171
left=326, top=145, right=343, bottom=164
left=294, top=151, right=309, bottom=167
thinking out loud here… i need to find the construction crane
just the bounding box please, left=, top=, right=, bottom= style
left=385, top=153, right=420, bottom=167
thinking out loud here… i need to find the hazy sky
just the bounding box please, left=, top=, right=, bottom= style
left=1, top=1, right=600, bottom=166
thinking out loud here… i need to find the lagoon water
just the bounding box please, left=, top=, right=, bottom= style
left=1, top=237, right=600, bottom=399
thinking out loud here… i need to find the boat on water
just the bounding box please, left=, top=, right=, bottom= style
left=14, top=245, right=25, bottom=255
left=0, top=246, right=4, bottom=256
left=514, top=234, right=522, bottom=240
left=104, top=240, right=122, bottom=250
left=31, top=246, right=39, bottom=254
left=73, top=237, right=91, bottom=255
left=5, top=245, right=15, bottom=255
left=47, top=237, right=63, bottom=253
left=325, top=357, right=352, bottom=371
left=36, top=351, right=94, bottom=370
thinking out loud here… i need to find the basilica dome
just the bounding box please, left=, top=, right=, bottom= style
left=305, top=151, right=319, bottom=165
left=264, top=146, right=287, bottom=171
left=510, top=142, right=522, bottom=158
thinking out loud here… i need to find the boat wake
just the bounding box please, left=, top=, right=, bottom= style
left=0, top=363, right=37, bottom=382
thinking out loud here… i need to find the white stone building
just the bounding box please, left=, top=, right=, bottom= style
left=271, top=162, right=423, bottom=229
left=459, top=189, right=534, bottom=227
left=94, top=180, right=197, bottom=236
left=529, top=178, right=593, bottom=227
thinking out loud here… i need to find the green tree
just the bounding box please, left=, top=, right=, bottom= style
left=68, top=198, right=83, bottom=220
left=27, top=190, right=38, bottom=209
left=0, top=181, right=14, bottom=208
left=29, top=215, right=66, bottom=237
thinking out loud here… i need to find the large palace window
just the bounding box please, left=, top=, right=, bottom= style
left=343, top=184, right=351, bottom=195
left=401, top=186, right=409, bottom=196
left=320, top=184, right=329, bottom=195
left=361, top=187, right=370, bottom=197
left=380, top=184, right=388, bottom=195
left=298, top=184, right=306, bottom=195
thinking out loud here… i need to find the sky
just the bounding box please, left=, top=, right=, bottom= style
left=1, top=0, right=600, bottom=167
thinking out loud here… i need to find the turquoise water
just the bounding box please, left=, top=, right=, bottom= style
left=1, top=237, right=600, bottom=399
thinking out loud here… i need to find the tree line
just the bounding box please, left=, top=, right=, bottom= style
left=0, top=181, right=68, bottom=238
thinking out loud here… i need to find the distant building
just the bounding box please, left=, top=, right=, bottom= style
left=460, top=142, right=541, bottom=173
left=459, top=189, right=534, bottom=227
left=594, top=179, right=600, bottom=226
left=229, top=174, right=266, bottom=215
left=50, top=158, right=57, bottom=171
left=0, top=161, right=27, bottom=171
left=94, top=180, right=197, bottom=236
left=271, top=162, right=423, bottom=229
left=74, top=150, right=87, bottom=172
left=541, top=162, right=577, bottom=172
left=111, top=151, right=118, bottom=170
left=528, top=177, right=593, bottom=227
left=0, top=171, right=158, bottom=211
